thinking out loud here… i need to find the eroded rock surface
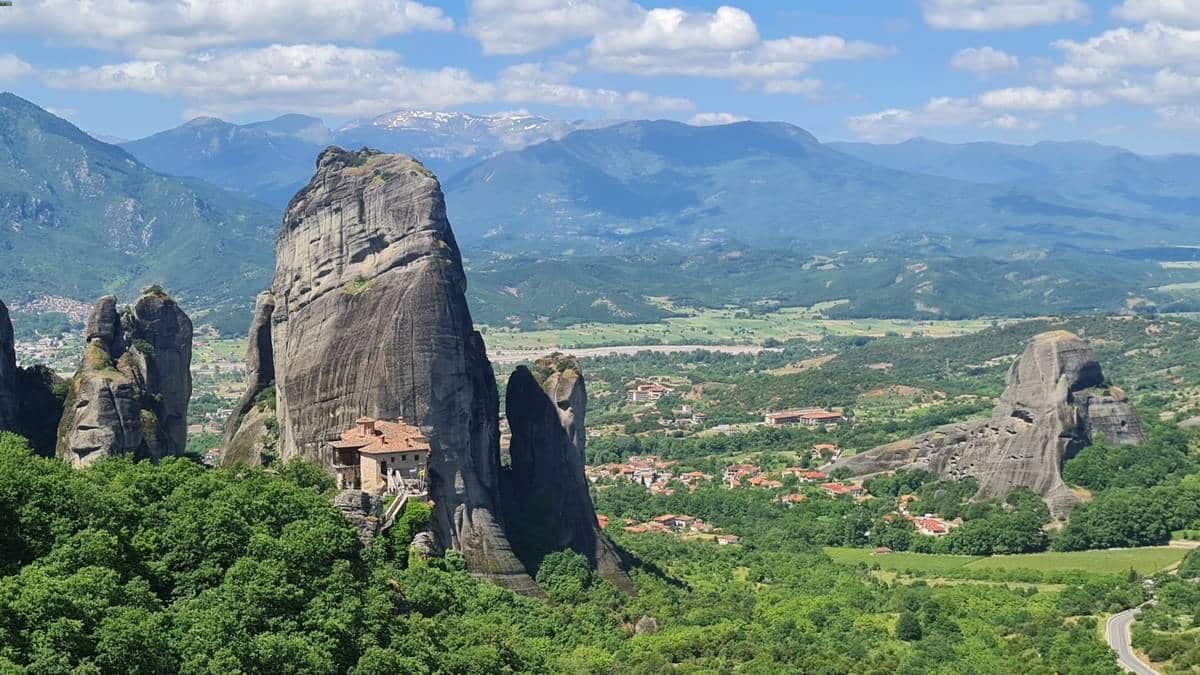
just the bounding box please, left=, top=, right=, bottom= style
left=240, top=147, right=536, bottom=592
left=56, top=290, right=192, bottom=467
left=221, top=292, right=276, bottom=466
left=504, top=353, right=634, bottom=593
left=334, top=489, right=383, bottom=546
left=829, top=331, right=1144, bottom=518
left=0, top=301, right=19, bottom=430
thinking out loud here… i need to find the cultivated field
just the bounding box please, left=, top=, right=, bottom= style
left=481, top=306, right=1000, bottom=351
left=825, top=546, right=1190, bottom=577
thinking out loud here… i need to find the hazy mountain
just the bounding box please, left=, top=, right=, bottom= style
left=122, top=115, right=330, bottom=206
left=830, top=137, right=1200, bottom=219
left=0, top=93, right=276, bottom=331
left=333, top=109, right=616, bottom=178
left=444, top=120, right=1166, bottom=251
left=122, top=109, right=616, bottom=207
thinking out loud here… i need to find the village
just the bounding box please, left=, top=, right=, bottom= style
left=620, top=378, right=848, bottom=434
left=586, top=448, right=960, bottom=544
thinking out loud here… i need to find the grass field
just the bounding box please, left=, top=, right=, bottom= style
left=824, top=546, right=1188, bottom=576
left=481, top=306, right=1000, bottom=350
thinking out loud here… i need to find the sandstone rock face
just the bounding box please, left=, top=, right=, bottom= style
left=57, top=290, right=192, bottom=467
left=830, top=331, right=1144, bottom=518
left=333, top=489, right=383, bottom=546
left=504, top=354, right=634, bottom=593
left=221, top=292, right=276, bottom=466
left=0, top=300, right=19, bottom=431
left=253, top=147, right=536, bottom=592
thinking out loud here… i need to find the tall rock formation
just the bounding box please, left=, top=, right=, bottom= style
left=234, top=147, right=537, bottom=592
left=57, top=289, right=193, bottom=467
left=221, top=292, right=277, bottom=466
left=504, top=354, right=634, bottom=593
left=0, top=301, right=19, bottom=431
left=830, top=331, right=1144, bottom=518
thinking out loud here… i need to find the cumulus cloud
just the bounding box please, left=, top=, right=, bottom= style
left=0, top=54, right=33, bottom=81
left=466, top=0, right=642, bottom=55
left=0, top=0, right=452, bottom=57
left=977, top=86, right=1102, bottom=111
left=589, top=31, right=889, bottom=80
left=1054, top=22, right=1200, bottom=70
left=847, top=89, right=1078, bottom=141
left=689, top=112, right=749, bottom=126
left=497, top=62, right=694, bottom=113
left=1113, top=0, right=1200, bottom=27
left=950, top=47, right=1019, bottom=74
left=847, top=98, right=990, bottom=140
left=1111, top=69, right=1200, bottom=104
left=466, top=1, right=888, bottom=83
left=921, top=0, right=1088, bottom=30
left=590, top=6, right=759, bottom=55
left=43, top=45, right=691, bottom=118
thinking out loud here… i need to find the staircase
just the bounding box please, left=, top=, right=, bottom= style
left=380, top=483, right=410, bottom=532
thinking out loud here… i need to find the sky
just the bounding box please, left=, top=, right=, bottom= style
left=1, top=0, right=1199, bottom=153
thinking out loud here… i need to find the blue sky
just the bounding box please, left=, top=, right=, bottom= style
left=1, top=0, right=1199, bottom=153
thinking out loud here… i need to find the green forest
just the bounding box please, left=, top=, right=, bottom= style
left=4, top=429, right=1196, bottom=673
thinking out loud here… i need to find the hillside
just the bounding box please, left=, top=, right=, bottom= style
left=443, top=120, right=1171, bottom=251
left=121, top=115, right=330, bottom=207
left=123, top=110, right=613, bottom=208
left=830, top=137, right=1200, bottom=220
left=0, top=93, right=276, bottom=330
left=334, top=110, right=612, bottom=179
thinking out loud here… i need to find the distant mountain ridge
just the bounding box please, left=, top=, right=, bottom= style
left=121, top=114, right=332, bottom=207
left=0, top=92, right=276, bottom=332
left=123, top=109, right=616, bottom=206
left=830, top=137, right=1200, bottom=219
left=442, top=119, right=1178, bottom=252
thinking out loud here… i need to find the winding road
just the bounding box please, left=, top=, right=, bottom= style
left=1106, top=607, right=1159, bottom=675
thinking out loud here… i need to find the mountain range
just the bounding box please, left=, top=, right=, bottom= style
left=123, top=110, right=611, bottom=206
left=441, top=120, right=1186, bottom=252
left=5, top=91, right=1200, bottom=333
left=0, top=93, right=275, bottom=331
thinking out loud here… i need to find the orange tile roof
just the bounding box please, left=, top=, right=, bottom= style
left=335, top=417, right=431, bottom=455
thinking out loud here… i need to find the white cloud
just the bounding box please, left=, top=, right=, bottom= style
left=43, top=45, right=691, bottom=118
left=497, top=62, right=694, bottom=112
left=0, top=0, right=452, bottom=57
left=977, top=86, right=1101, bottom=111
left=1113, top=0, right=1200, bottom=27
left=847, top=97, right=989, bottom=140
left=1111, top=69, right=1200, bottom=104
left=1054, top=22, right=1200, bottom=70
left=689, top=112, right=749, bottom=126
left=921, top=0, right=1088, bottom=30
left=590, top=6, right=759, bottom=55
left=0, top=54, right=32, bottom=81
left=589, top=30, right=889, bottom=80
left=950, top=47, right=1019, bottom=74
left=466, top=0, right=641, bottom=55
left=466, top=1, right=887, bottom=83
left=1157, top=105, right=1200, bottom=128
left=848, top=90, right=1073, bottom=141
left=762, top=79, right=823, bottom=96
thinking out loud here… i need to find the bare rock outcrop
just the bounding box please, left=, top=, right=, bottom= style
left=504, top=353, right=634, bottom=594
left=830, top=331, right=1144, bottom=518
left=333, top=489, right=383, bottom=546
left=235, top=147, right=537, bottom=593
left=0, top=300, right=19, bottom=430
left=56, top=289, right=192, bottom=467
left=221, top=292, right=276, bottom=467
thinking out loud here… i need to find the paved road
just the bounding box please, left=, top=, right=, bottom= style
left=1106, top=607, right=1159, bottom=675
left=488, top=344, right=780, bottom=365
